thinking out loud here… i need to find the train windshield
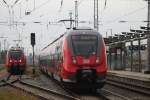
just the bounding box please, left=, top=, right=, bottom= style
left=9, top=50, right=22, bottom=60
left=72, top=35, right=97, bottom=57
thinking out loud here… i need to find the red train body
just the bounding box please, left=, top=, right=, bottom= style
left=5, top=47, right=27, bottom=75
left=39, top=28, right=107, bottom=90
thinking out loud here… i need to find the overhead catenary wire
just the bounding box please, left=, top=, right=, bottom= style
left=31, top=0, right=51, bottom=13
left=105, top=6, right=147, bottom=24
left=4, top=1, right=147, bottom=28
left=2, top=0, right=147, bottom=27
left=2, top=0, right=12, bottom=28
left=99, top=0, right=108, bottom=25
left=58, top=0, right=85, bottom=13
left=2, top=0, right=9, bottom=7
left=18, top=0, right=52, bottom=21
left=18, top=0, right=85, bottom=21
left=19, top=0, right=85, bottom=25
left=104, top=0, right=107, bottom=9
left=3, top=0, right=22, bottom=7
left=1, top=0, right=23, bottom=28
left=56, top=0, right=86, bottom=29
left=58, top=0, right=63, bottom=12
left=12, top=0, right=21, bottom=7
left=0, top=0, right=5, bottom=7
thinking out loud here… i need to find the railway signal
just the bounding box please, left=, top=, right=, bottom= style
left=30, top=33, right=36, bottom=75
left=31, top=33, right=35, bottom=46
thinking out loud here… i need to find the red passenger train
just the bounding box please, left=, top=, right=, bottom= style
left=39, top=28, right=107, bottom=90
left=5, top=47, right=27, bottom=75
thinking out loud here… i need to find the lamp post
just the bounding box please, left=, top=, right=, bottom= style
left=142, top=0, right=150, bottom=73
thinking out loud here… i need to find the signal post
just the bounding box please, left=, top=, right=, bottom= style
left=31, top=33, right=36, bottom=75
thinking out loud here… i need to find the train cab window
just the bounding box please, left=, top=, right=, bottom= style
left=9, top=50, right=23, bottom=60
left=71, top=35, right=97, bottom=57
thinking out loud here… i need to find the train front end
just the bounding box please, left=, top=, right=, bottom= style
left=61, top=29, right=107, bottom=89
left=6, top=48, right=26, bottom=75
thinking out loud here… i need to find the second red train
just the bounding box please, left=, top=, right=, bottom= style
left=5, top=47, right=27, bottom=75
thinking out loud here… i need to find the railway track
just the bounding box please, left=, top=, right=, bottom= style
left=47, top=73, right=134, bottom=100
left=100, top=79, right=150, bottom=100
left=0, top=74, right=33, bottom=87
left=0, top=78, right=19, bottom=87
left=0, top=72, right=109, bottom=100
left=18, top=79, right=112, bottom=100
left=12, top=80, right=81, bottom=100
left=0, top=74, right=80, bottom=100
left=99, top=88, right=132, bottom=100
left=40, top=73, right=110, bottom=100
left=51, top=78, right=81, bottom=99
left=3, top=72, right=146, bottom=100
left=107, top=79, right=150, bottom=96
left=0, top=77, right=134, bottom=100
left=54, top=81, right=106, bottom=100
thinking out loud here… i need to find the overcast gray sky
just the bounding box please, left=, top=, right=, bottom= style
left=0, top=0, right=148, bottom=54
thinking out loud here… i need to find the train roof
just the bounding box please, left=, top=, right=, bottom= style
left=9, top=47, right=24, bottom=52
left=41, top=28, right=101, bottom=51
left=67, top=27, right=101, bottom=35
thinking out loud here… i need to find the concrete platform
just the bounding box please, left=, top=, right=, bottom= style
left=107, top=70, right=150, bottom=82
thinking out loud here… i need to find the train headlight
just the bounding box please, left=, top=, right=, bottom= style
left=9, top=60, right=12, bottom=63
left=72, top=57, right=77, bottom=64
left=96, top=57, right=100, bottom=64
left=19, top=59, right=22, bottom=63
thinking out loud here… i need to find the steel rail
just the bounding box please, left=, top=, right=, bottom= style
left=0, top=76, right=52, bottom=100
left=19, top=80, right=81, bottom=100
left=55, top=79, right=110, bottom=100
left=43, top=72, right=106, bottom=100
left=107, top=79, right=150, bottom=96
left=99, top=88, right=132, bottom=100
left=7, top=82, right=51, bottom=100
left=41, top=71, right=81, bottom=99
left=52, top=78, right=81, bottom=99
left=60, top=84, right=81, bottom=99
left=0, top=79, right=19, bottom=87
